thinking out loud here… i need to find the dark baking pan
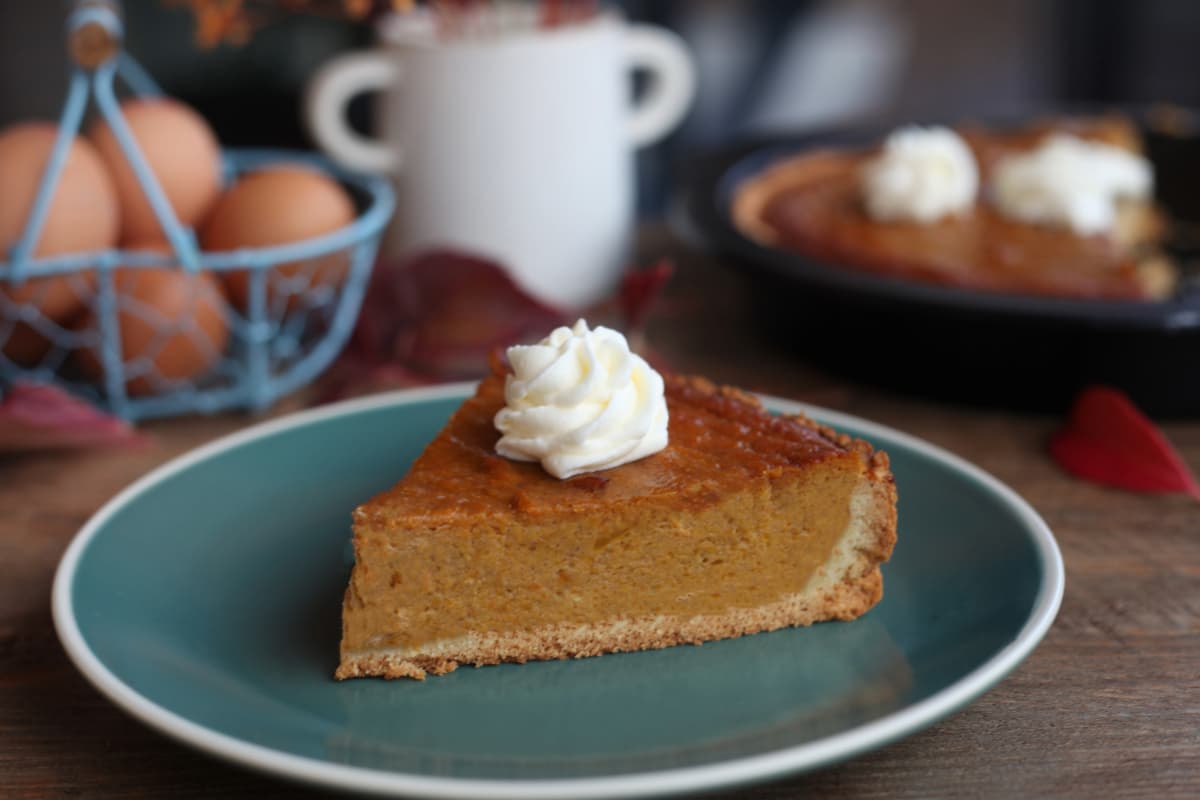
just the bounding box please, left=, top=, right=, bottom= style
left=678, top=110, right=1200, bottom=418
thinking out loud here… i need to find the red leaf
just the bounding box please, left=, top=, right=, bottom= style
left=619, top=259, right=674, bottom=336
left=320, top=249, right=568, bottom=400
left=1049, top=386, right=1200, bottom=500
left=369, top=249, right=567, bottom=377
left=0, top=382, right=146, bottom=453
left=323, top=250, right=677, bottom=402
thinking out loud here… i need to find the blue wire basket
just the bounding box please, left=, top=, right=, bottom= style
left=0, top=3, right=394, bottom=420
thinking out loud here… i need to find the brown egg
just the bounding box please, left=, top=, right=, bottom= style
left=1, top=273, right=96, bottom=366
left=201, top=166, right=355, bottom=312
left=90, top=98, right=222, bottom=242
left=76, top=245, right=229, bottom=396
left=0, top=122, right=117, bottom=364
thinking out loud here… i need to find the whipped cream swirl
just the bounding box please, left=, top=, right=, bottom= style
left=991, top=134, right=1152, bottom=235
left=494, top=320, right=668, bottom=479
left=862, top=126, right=979, bottom=223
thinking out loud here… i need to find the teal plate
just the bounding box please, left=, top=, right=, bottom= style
left=53, top=385, right=1064, bottom=798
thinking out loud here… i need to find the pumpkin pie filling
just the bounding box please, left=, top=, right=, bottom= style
left=338, top=367, right=897, bottom=679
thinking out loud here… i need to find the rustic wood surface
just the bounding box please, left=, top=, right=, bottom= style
left=2, top=228, right=1198, bottom=799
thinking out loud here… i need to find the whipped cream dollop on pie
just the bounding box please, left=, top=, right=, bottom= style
left=991, top=133, right=1153, bottom=235
left=861, top=126, right=979, bottom=223
left=495, top=319, right=668, bottom=479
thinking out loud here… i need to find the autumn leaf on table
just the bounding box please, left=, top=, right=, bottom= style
left=319, top=250, right=567, bottom=400
left=0, top=382, right=146, bottom=453
left=617, top=258, right=674, bottom=347
left=319, top=250, right=676, bottom=401
left=614, top=258, right=674, bottom=371
left=1049, top=386, right=1200, bottom=501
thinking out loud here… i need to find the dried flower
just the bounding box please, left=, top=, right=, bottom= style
left=170, top=0, right=595, bottom=47
left=170, top=0, right=414, bottom=47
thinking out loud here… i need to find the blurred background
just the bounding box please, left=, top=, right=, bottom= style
left=4, top=0, right=1199, bottom=213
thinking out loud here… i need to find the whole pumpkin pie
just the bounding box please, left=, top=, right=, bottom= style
left=732, top=117, right=1175, bottom=300
left=336, top=358, right=898, bottom=680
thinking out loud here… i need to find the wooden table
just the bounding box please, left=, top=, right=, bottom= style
left=3, top=229, right=1198, bottom=799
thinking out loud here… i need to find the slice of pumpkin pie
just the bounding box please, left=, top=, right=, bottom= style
left=336, top=321, right=897, bottom=680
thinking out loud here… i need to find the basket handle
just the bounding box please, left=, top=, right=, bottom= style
left=67, top=1, right=122, bottom=70
left=6, top=2, right=121, bottom=279
left=9, top=2, right=199, bottom=278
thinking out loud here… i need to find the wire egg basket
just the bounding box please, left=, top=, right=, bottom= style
left=0, top=2, right=394, bottom=420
